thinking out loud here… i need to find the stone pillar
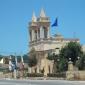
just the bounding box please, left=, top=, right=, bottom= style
left=14, top=69, right=17, bottom=79
left=40, top=26, right=44, bottom=39
left=35, top=30, right=37, bottom=40
left=50, top=60, right=54, bottom=73
left=37, top=65, right=39, bottom=73
left=44, top=59, right=48, bottom=76
left=47, top=27, right=50, bottom=38
left=37, top=30, right=39, bottom=40
left=29, top=31, right=32, bottom=42
left=32, top=30, right=35, bottom=41
left=28, top=67, right=31, bottom=73
left=31, top=67, right=35, bottom=73
left=66, top=60, right=74, bottom=80
left=44, top=53, right=49, bottom=76
left=68, top=61, right=74, bottom=71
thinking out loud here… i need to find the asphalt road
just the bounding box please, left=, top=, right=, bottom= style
left=0, top=79, right=85, bottom=85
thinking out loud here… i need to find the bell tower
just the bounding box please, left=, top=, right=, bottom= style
left=29, top=9, right=50, bottom=51
left=28, top=9, right=53, bottom=74
left=29, top=11, right=39, bottom=42
left=37, top=8, right=50, bottom=39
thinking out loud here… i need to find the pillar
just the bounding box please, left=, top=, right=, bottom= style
left=37, top=65, right=39, bottom=73
left=14, top=69, right=17, bottom=79
left=50, top=60, right=54, bottom=73
left=47, top=27, right=50, bottom=38
left=29, top=31, right=32, bottom=42
left=68, top=61, right=74, bottom=71
left=32, top=30, right=35, bottom=41
left=28, top=67, right=31, bottom=73
left=40, top=26, right=44, bottom=39
left=66, top=60, right=74, bottom=80
left=37, top=30, right=39, bottom=40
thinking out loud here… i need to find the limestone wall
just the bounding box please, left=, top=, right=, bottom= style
left=66, top=71, right=85, bottom=80
left=74, top=71, right=85, bottom=80
left=82, top=45, right=85, bottom=52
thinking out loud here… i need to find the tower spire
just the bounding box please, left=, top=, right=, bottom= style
left=40, top=8, right=46, bottom=17
left=32, top=11, right=37, bottom=22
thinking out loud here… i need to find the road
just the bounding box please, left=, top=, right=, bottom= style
left=0, top=79, right=85, bottom=85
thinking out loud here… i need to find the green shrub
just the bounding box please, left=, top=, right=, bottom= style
left=47, top=72, right=66, bottom=78
left=27, top=73, right=44, bottom=77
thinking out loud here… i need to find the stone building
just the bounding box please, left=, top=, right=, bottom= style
left=28, top=8, right=79, bottom=76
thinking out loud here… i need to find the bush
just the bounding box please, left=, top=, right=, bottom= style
left=27, top=73, right=44, bottom=77
left=47, top=72, right=66, bottom=78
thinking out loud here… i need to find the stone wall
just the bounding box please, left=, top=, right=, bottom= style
left=66, top=71, right=85, bottom=80
left=74, top=71, right=85, bottom=80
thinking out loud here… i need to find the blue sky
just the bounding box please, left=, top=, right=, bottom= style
left=0, top=0, right=85, bottom=55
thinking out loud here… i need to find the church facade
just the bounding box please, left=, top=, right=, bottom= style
left=28, top=9, right=80, bottom=76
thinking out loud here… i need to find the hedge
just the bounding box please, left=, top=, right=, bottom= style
left=47, top=72, right=66, bottom=78
left=27, top=73, right=44, bottom=77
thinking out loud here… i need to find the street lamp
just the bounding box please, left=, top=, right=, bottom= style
left=77, top=56, right=80, bottom=60
left=57, top=58, right=60, bottom=62
left=69, top=58, right=71, bottom=61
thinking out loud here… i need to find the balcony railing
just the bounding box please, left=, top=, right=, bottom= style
left=29, top=37, right=79, bottom=46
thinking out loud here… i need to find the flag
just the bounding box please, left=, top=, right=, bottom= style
left=19, top=62, right=24, bottom=70
left=9, top=56, right=17, bottom=71
left=12, top=61, right=17, bottom=70
left=9, top=56, right=12, bottom=71
left=21, top=56, right=24, bottom=65
left=51, top=18, right=58, bottom=27
left=9, top=61, right=12, bottom=71
left=15, top=57, right=17, bottom=65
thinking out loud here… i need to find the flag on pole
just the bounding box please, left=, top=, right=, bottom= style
left=12, top=61, right=17, bottom=70
left=9, top=56, right=17, bottom=71
left=21, top=56, right=24, bottom=65
left=51, top=18, right=58, bottom=27
left=15, top=56, right=17, bottom=68
left=19, top=56, right=24, bottom=70
left=9, top=56, right=13, bottom=71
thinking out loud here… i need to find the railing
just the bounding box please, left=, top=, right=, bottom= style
left=29, top=37, right=79, bottom=46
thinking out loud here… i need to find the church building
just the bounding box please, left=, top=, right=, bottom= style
left=28, top=8, right=79, bottom=76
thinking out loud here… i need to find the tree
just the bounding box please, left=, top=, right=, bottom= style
left=58, top=57, right=68, bottom=72
left=59, top=42, right=83, bottom=65
left=23, top=54, right=29, bottom=63
left=47, top=53, right=58, bottom=61
left=47, top=53, right=61, bottom=72
left=76, top=53, right=85, bottom=70
left=28, top=48, right=37, bottom=67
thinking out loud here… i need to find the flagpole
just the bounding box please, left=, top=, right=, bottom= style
left=14, top=53, right=17, bottom=79
left=9, top=55, right=13, bottom=78
left=21, top=55, right=24, bottom=65
left=21, top=55, right=24, bottom=78
left=9, top=56, right=11, bottom=71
